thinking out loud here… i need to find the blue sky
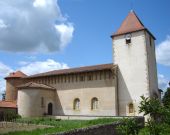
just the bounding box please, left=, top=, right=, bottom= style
left=0, top=0, right=170, bottom=95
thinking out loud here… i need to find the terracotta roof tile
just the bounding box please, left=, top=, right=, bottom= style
left=0, top=101, right=17, bottom=108
left=25, top=63, right=116, bottom=78
left=17, top=82, right=55, bottom=90
left=5, top=71, right=27, bottom=79
left=111, top=11, right=155, bottom=39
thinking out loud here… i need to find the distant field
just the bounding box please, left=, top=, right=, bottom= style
left=0, top=117, right=119, bottom=135
left=0, top=122, right=52, bottom=134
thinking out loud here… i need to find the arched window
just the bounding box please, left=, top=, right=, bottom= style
left=91, top=97, right=99, bottom=110
left=129, top=103, right=134, bottom=113
left=73, top=98, right=80, bottom=110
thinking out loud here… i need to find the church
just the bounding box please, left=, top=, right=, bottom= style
left=0, top=11, right=160, bottom=117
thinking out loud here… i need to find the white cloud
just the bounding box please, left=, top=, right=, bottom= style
left=0, top=62, right=13, bottom=77
left=0, top=59, right=69, bottom=99
left=156, top=36, right=170, bottom=66
left=0, top=62, right=13, bottom=99
left=19, top=59, right=69, bottom=75
left=158, top=74, right=169, bottom=90
left=0, top=19, right=8, bottom=29
left=33, top=0, right=49, bottom=8
left=0, top=0, right=74, bottom=53
left=55, top=23, right=74, bottom=48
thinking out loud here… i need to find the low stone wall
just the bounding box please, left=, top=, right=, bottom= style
left=51, top=117, right=144, bottom=135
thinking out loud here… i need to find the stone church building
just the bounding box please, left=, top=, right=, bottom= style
left=0, top=11, right=160, bottom=117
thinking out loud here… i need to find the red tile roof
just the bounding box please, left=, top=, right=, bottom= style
left=111, top=11, right=155, bottom=39
left=0, top=101, right=17, bottom=108
left=25, top=63, right=116, bottom=78
left=5, top=71, right=27, bottom=79
left=17, top=82, right=55, bottom=90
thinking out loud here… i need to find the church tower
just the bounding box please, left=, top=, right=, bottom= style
left=111, top=11, right=159, bottom=116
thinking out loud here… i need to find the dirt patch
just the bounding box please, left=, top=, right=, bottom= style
left=0, top=122, right=52, bottom=134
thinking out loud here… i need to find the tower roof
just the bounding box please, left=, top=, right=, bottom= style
left=111, top=11, right=155, bottom=39
left=5, top=71, right=27, bottom=79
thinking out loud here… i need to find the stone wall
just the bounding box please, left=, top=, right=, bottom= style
left=51, top=117, right=144, bottom=135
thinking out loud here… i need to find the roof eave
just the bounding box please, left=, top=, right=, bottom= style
left=111, top=29, right=156, bottom=40
left=17, top=86, right=56, bottom=90
left=25, top=63, right=116, bottom=79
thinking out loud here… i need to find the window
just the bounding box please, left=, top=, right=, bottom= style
left=64, top=76, right=67, bottom=83
left=41, top=97, right=44, bottom=108
left=108, top=71, right=111, bottom=79
left=129, top=103, right=134, bottom=113
left=61, top=76, right=63, bottom=83
left=149, top=36, right=152, bottom=47
left=87, top=74, right=93, bottom=81
left=79, top=75, right=85, bottom=81
left=100, top=71, right=103, bottom=80
left=75, top=75, right=78, bottom=82
left=71, top=75, right=74, bottom=82
left=54, top=77, right=57, bottom=84
left=91, top=97, right=99, bottom=110
left=73, top=98, right=80, bottom=110
left=126, top=38, right=131, bottom=44
left=48, top=77, right=50, bottom=84
left=58, top=76, right=60, bottom=83
left=68, top=76, right=70, bottom=83
left=95, top=72, right=98, bottom=80
left=125, top=34, right=132, bottom=44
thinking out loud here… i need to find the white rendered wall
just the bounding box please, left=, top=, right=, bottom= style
left=113, top=31, right=151, bottom=116
left=18, top=89, right=55, bottom=117
left=50, top=76, right=117, bottom=116
left=144, top=32, right=159, bottom=98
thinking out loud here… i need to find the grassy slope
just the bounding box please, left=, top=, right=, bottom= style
left=2, top=118, right=119, bottom=135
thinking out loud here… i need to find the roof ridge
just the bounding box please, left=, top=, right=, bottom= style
left=25, top=63, right=115, bottom=78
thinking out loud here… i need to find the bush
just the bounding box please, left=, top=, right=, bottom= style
left=139, top=96, right=170, bottom=135
left=139, top=96, right=165, bottom=122
left=116, top=118, right=140, bottom=135
left=1, top=110, right=21, bottom=121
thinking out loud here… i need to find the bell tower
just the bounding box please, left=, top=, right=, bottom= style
left=111, top=11, right=159, bottom=116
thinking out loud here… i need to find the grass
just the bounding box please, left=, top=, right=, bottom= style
left=138, top=124, right=170, bottom=135
left=0, top=117, right=119, bottom=135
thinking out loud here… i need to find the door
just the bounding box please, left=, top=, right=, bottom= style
left=48, top=103, right=53, bottom=115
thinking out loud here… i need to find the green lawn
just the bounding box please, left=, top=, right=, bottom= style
left=139, top=124, right=170, bottom=135
left=1, top=117, right=119, bottom=135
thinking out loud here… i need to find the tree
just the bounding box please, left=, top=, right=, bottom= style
left=139, top=96, right=170, bottom=135
left=1, top=91, right=6, bottom=101
left=139, top=96, right=164, bottom=122
left=162, top=82, right=170, bottom=108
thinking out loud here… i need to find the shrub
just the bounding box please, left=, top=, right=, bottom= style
left=2, top=110, right=21, bottom=121
left=139, top=96, right=170, bottom=135
left=162, top=86, right=170, bottom=109
left=116, top=118, right=140, bottom=135
left=139, top=96, right=165, bottom=123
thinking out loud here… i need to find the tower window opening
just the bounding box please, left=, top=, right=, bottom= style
left=125, top=34, right=132, bottom=44
left=126, top=38, right=131, bottom=44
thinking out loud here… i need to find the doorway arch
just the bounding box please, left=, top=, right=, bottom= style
left=48, top=103, right=53, bottom=115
